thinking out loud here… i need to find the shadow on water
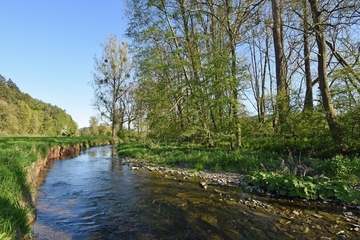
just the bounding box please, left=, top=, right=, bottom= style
left=32, top=145, right=360, bottom=240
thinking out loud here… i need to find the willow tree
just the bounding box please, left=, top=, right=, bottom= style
left=91, top=35, right=133, bottom=138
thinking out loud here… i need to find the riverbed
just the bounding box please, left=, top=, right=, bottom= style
left=32, top=145, right=360, bottom=239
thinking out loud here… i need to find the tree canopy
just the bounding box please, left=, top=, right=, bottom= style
left=91, top=35, right=134, bottom=138
left=123, top=0, right=360, bottom=155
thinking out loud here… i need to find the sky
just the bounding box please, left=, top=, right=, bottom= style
left=0, top=0, right=128, bottom=128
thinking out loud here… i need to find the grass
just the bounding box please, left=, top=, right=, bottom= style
left=117, top=141, right=285, bottom=172
left=117, top=141, right=360, bottom=203
left=0, top=136, right=114, bottom=240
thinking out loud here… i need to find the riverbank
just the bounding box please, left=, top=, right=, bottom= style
left=117, top=142, right=360, bottom=205
left=119, top=156, right=360, bottom=237
left=0, top=136, right=116, bottom=240
left=32, top=145, right=360, bottom=239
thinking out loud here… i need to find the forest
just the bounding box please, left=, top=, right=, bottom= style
left=0, top=74, right=78, bottom=136
left=117, top=0, right=360, bottom=157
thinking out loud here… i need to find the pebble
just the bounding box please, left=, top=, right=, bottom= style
left=342, top=211, right=353, bottom=216
left=199, top=182, right=207, bottom=189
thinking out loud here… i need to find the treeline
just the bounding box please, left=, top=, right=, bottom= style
left=0, top=74, right=78, bottom=136
left=125, top=0, right=360, bottom=156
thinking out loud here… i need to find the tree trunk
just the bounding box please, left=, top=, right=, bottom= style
left=112, top=99, right=116, bottom=138
left=303, top=1, right=314, bottom=111
left=225, top=0, right=242, bottom=148
left=308, top=0, right=348, bottom=152
left=271, top=0, right=289, bottom=126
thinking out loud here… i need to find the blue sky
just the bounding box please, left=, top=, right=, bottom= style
left=0, top=0, right=128, bottom=128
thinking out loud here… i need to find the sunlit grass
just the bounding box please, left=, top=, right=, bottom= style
left=117, top=141, right=284, bottom=173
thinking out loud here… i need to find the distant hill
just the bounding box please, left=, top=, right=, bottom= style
left=0, top=74, right=77, bottom=136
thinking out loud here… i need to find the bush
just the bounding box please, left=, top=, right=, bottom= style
left=318, top=155, right=360, bottom=184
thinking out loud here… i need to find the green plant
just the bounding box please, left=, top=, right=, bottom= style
left=245, top=172, right=360, bottom=203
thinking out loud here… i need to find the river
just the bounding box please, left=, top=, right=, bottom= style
left=32, top=145, right=360, bottom=239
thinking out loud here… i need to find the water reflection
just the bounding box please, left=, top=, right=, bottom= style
left=33, top=145, right=360, bottom=239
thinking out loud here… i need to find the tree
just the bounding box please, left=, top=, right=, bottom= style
left=6, top=79, right=20, bottom=92
left=91, top=35, right=133, bottom=138
left=28, top=111, right=40, bottom=134
left=271, top=0, right=289, bottom=126
left=0, top=100, right=19, bottom=134
left=0, top=74, right=6, bottom=83
left=306, top=0, right=360, bottom=151
left=16, top=100, right=32, bottom=134
left=89, top=116, right=99, bottom=136
left=126, top=0, right=260, bottom=147
left=122, top=86, right=137, bottom=130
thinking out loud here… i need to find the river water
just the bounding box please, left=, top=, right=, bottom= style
left=32, top=145, right=360, bottom=239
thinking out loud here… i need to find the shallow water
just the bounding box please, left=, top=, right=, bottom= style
left=32, top=145, right=360, bottom=239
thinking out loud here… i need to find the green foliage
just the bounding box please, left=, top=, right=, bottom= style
left=0, top=77, right=78, bottom=136
left=339, top=106, right=360, bottom=151
left=118, top=141, right=360, bottom=203
left=317, top=155, right=360, bottom=184
left=0, top=149, right=35, bottom=239
left=91, top=36, right=134, bottom=138
left=242, top=110, right=335, bottom=157
left=246, top=172, right=360, bottom=204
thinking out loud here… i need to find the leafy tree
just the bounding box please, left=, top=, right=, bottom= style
left=89, top=116, right=99, bottom=136
left=5, top=79, right=20, bottom=92
left=91, top=35, right=134, bottom=138
left=0, top=74, right=6, bottom=83
left=0, top=100, right=19, bottom=134
left=126, top=0, right=257, bottom=147
left=16, top=100, right=32, bottom=134
left=122, top=86, right=137, bottom=130
left=28, top=111, right=40, bottom=135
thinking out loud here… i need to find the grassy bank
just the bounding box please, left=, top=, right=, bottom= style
left=117, top=141, right=360, bottom=204
left=0, top=136, right=115, bottom=240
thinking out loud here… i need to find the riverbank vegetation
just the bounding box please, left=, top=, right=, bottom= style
left=0, top=136, right=114, bottom=240
left=117, top=140, right=360, bottom=204
left=113, top=1, right=360, bottom=204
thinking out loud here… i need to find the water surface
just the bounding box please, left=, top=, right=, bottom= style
left=32, top=145, right=360, bottom=239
